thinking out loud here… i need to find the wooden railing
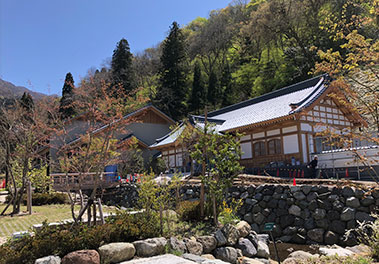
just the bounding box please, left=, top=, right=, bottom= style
left=51, top=172, right=119, bottom=191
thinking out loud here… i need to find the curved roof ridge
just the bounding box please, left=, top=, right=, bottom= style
left=208, top=74, right=328, bottom=117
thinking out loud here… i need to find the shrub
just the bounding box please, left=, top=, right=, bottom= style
left=22, top=192, right=68, bottom=206
left=352, top=214, right=379, bottom=259
left=176, top=200, right=201, bottom=221
left=218, top=199, right=242, bottom=226
left=6, top=192, right=68, bottom=206
left=0, top=211, right=160, bottom=264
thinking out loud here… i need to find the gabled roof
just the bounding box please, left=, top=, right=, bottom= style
left=62, top=104, right=173, bottom=148
left=150, top=123, right=186, bottom=149
left=208, top=75, right=329, bottom=132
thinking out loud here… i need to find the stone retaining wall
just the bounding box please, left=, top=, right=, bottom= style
left=208, top=184, right=377, bottom=246
left=104, top=183, right=378, bottom=246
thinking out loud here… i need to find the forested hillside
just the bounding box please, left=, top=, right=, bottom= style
left=75, top=0, right=377, bottom=121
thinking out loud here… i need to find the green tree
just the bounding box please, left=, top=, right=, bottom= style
left=190, top=124, right=243, bottom=225
left=111, top=38, right=136, bottom=94
left=59, top=72, right=76, bottom=119
left=189, top=61, right=205, bottom=114
left=154, top=22, right=189, bottom=120
left=20, top=92, right=34, bottom=111
left=207, top=70, right=219, bottom=109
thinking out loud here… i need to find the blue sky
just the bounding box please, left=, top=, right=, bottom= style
left=0, top=0, right=231, bottom=95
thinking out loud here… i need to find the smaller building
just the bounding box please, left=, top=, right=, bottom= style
left=42, top=104, right=175, bottom=175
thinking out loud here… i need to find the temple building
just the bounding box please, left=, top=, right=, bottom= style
left=150, top=74, right=369, bottom=174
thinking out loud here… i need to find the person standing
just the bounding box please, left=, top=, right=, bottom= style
left=308, top=156, right=318, bottom=178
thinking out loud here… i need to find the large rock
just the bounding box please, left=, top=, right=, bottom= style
left=324, top=231, right=338, bottom=245
left=341, top=207, right=355, bottom=221
left=361, top=196, right=375, bottom=206
left=355, top=211, right=375, bottom=222
left=346, top=197, right=360, bottom=208
left=214, top=230, right=227, bottom=247
left=293, top=192, right=306, bottom=200
left=236, top=221, right=251, bottom=237
left=288, top=205, right=301, bottom=217
left=246, top=232, right=259, bottom=248
left=196, top=236, right=216, bottom=254
left=133, top=237, right=166, bottom=257
left=287, top=250, right=315, bottom=260
left=99, top=243, right=135, bottom=264
left=342, top=187, right=354, bottom=197
left=307, top=228, right=324, bottom=243
left=213, top=247, right=238, bottom=264
left=319, top=246, right=354, bottom=257
left=221, top=224, right=240, bottom=246
left=330, top=220, right=346, bottom=235
left=313, top=208, right=326, bottom=220
left=169, top=237, right=187, bottom=253
left=35, top=256, right=61, bottom=264
left=255, top=241, right=269, bottom=259
left=185, top=240, right=203, bottom=255
left=253, top=213, right=265, bottom=225
left=62, top=250, right=100, bottom=264
left=237, top=238, right=257, bottom=258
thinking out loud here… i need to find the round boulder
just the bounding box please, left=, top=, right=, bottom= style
left=62, top=250, right=100, bottom=264
left=213, top=247, right=238, bottom=264
left=35, top=256, right=61, bottom=264
left=196, top=236, right=216, bottom=254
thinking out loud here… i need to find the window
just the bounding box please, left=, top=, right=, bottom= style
left=254, top=142, right=266, bottom=157
left=268, top=139, right=281, bottom=155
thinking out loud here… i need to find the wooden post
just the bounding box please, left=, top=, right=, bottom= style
left=97, top=198, right=105, bottom=225
left=93, top=201, right=97, bottom=225
left=27, top=181, right=32, bottom=215
left=87, top=201, right=92, bottom=226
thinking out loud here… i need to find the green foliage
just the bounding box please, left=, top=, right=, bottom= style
left=154, top=21, right=189, bottom=120
left=190, top=124, right=243, bottom=224
left=189, top=61, right=205, bottom=113
left=111, top=38, right=136, bottom=94
left=0, top=211, right=160, bottom=264
left=176, top=200, right=201, bottom=222
left=22, top=192, right=68, bottom=206
left=137, top=172, right=159, bottom=215
left=59, top=72, right=76, bottom=119
left=352, top=214, right=379, bottom=259
left=218, top=199, right=242, bottom=226
left=29, top=165, right=50, bottom=193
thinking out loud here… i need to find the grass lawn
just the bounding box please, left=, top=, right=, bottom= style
left=0, top=204, right=116, bottom=237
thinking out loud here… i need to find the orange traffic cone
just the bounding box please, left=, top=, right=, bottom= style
left=293, top=177, right=296, bottom=186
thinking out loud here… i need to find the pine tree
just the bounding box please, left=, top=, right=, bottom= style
left=189, top=61, right=205, bottom=114
left=221, top=64, right=235, bottom=107
left=111, top=38, right=135, bottom=95
left=207, top=70, right=219, bottom=109
left=20, top=92, right=34, bottom=111
left=154, top=22, right=189, bottom=120
left=59, top=72, right=76, bottom=119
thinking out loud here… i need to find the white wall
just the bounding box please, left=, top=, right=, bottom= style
left=241, top=142, right=252, bottom=159
left=301, top=134, right=308, bottom=163
left=283, top=134, right=299, bottom=154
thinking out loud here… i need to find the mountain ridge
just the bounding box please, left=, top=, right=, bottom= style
left=0, top=78, right=49, bottom=100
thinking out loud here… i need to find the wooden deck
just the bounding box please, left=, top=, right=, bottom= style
left=51, top=172, right=119, bottom=191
